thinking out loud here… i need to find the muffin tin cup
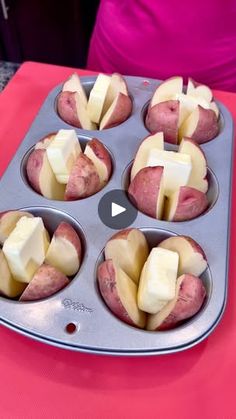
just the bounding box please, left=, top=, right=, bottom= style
left=20, top=134, right=115, bottom=201
left=0, top=75, right=234, bottom=355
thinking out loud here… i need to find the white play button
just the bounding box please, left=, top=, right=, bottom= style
left=111, top=202, right=126, bottom=217
left=98, top=189, right=137, bottom=230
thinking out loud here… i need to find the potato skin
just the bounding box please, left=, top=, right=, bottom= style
left=101, top=93, right=132, bottom=129
left=26, top=148, right=65, bottom=200
left=97, top=259, right=137, bottom=327
left=54, top=222, right=82, bottom=259
left=158, top=274, right=206, bottom=330
left=57, top=91, right=81, bottom=128
left=145, top=100, right=179, bottom=144
left=26, top=148, right=45, bottom=195
left=191, top=107, right=219, bottom=143
left=65, top=153, right=101, bottom=200
left=19, top=263, right=69, bottom=301
left=86, top=138, right=112, bottom=180
left=128, top=166, right=164, bottom=218
left=166, top=186, right=208, bottom=221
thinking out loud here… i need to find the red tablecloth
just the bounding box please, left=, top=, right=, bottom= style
left=0, top=62, right=235, bottom=419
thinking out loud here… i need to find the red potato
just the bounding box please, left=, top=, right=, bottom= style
left=97, top=259, right=146, bottom=328
left=19, top=263, right=69, bottom=301
left=179, top=105, right=219, bottom=143
left=178, top=137, right=208, bottom=193
left=150, top=76, right=183, bottom=106
left=158, top=235, right=207, bottom=277
left=65, top=153, right=101, bottom=200
left=102, top=73, right=129, bottom=115
left=164, top=186, right=208, bottom=222
left=57, top=91, right=97, bottom=130
left=57, top=91, right=82, bottom=128
left=45, top=221, right=82, bottom=276
left=128, top=166, right=165, bottom=219
left=0, top=210, right=33, bottom=245
left=145, top=100, right=179, bottom=144
left=0, top=250, right=26, bottom=298
left=62, top=73, right=88, bottom=107
left=147, top=274, right=206, bottom=331
left=100, top=92, right=132, bottom=130
left=104, top=228, right=149, bottom=284
left=26, top=149, right=66, bottom=200
left=84, top=138, right=112, bottom=185
left=130, top=132, right=164, bottom=181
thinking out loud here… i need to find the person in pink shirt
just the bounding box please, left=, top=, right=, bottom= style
left=88, top=0, right=236, bottom=92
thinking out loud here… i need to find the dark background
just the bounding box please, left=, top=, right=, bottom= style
left=0, top=0, right=100, bottom=67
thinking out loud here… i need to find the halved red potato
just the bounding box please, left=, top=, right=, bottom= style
left=130, top=132, right=164, bottom=181
left=97, top=259, right=146, bottom=328
left=104, top=228, right=149, bottom=284
left=164, top=186, right=208, bottom=222
left=158, top=235, right=207, bottom=277
left=128, top=166, right=165, bottom=219
left=26, top=149, right=66, bottom=200
left=102, top=73, right=129, bottom=114
left=179, top=105, right=219, bottom=143
left=65, top=153, right=101, bottom=200
left=84, top=138, right=112, bottom=185
left=62, top=73, right=88, bottom=107
left=57, top=91, right=97, bottom=130
left=45, top=222, right=82, bottom=276
left=147, top=274, right=206, bottom=330
left=0, top=210, right=33, bottom=245
left=19, top=263, right=69, bottom=301
left=145, top=100, right=179, bottom=144
left=100, top=92, right=132, bottom=130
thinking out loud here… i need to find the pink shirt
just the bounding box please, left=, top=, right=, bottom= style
left=88, top=0, right=236, bottom=92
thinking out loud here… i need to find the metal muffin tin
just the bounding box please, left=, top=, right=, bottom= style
left=0, top=75, right=234, bottom=355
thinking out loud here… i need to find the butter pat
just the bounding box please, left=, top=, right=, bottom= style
left=138, top=247, right=179, bottom=314
left=46, top=129, right=81, bottom=184
left=87, top=74, right=111, bottom=123
left=147, top=149, right=192, bottom=197
left=3, top=217, right=47, bottom=283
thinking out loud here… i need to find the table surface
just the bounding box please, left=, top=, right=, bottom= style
left=0, top=62, right=235, bottom=419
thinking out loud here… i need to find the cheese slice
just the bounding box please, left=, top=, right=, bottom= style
left=87, top=74, right=111, bottom=123
left=2, top=217, right=47, bottom=283
left=147, top=149, right=192, bottom=197
left=137, top=247, right=179, bottom=314
left=46, top=129, right=81, bottom=184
